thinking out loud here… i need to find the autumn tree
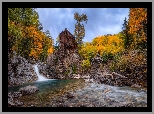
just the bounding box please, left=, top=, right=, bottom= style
left=8, top=8, right=41, bottom=56
left=8, top=8, right=54, bottom=62
left=74, top=13, right=88, bottom=46
left=127, top=8, right=147, bottom=49
left=79, top=34, right=124, bottom=70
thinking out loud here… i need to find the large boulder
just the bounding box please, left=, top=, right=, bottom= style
left=19, top=85, right=38, bottom=95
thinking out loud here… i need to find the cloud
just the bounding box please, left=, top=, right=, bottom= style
left=36, top=8, right=129, bottom=44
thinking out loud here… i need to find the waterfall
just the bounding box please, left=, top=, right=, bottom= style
left=33, top=64, right=51, bottom=81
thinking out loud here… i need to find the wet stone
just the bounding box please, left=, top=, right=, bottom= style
left=16, top=102, right=23, bottom=106
left=118, top=98, right=127, bottom=102
left=131, top=98, right=138, bottom=102
left=30, top=104, right=35, bottom=107
left=66, top=92, right=75, bottom=98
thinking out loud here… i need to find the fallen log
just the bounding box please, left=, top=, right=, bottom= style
left=112, top=72, right=127, bottom=79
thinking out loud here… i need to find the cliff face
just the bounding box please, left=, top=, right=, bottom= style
left=38, top=49, right=82, bottom=79
left=8, top=51, right=38, bottom=87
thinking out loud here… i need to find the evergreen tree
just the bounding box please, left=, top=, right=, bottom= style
left=121, top=17, right=132, bottom=49
left=74, top=13, right=88, bottom=46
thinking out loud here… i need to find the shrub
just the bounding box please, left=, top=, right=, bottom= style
left=72, top=64, right=77, bottom=74
left=109, top=49, right=147, bottom=87
left=101, top=51, right=114, bottom=64
left=80, top=59, right=91, bottom=72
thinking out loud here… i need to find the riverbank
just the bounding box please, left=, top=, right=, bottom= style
left=8, top=78, right=147, bottom=107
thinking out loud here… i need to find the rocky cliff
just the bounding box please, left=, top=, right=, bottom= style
left=8, top=51, right=38, bottom=87
left=38, top=49, right=82, bottom=79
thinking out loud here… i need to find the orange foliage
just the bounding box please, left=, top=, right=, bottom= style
left=128, top=8, right=147, bottom=48
left=9, top=21, right=54, bottom=60
left=47, top=46, right=54, bottom=55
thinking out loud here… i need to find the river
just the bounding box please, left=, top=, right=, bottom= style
left=8, top=65, right=147, bottom=107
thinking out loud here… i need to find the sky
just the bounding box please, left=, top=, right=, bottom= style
left=36, top=8, right=129, bottom=45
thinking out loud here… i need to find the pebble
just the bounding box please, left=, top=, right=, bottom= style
left=66, top=92, right=75, bottom=98
left=16, top=102, right=23, bottom=106
left=30, top=104, right=35, bottom=107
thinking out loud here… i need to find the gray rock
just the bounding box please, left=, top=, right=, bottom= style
left=13, top=92, right=22, bottom=98
left=8, top=51, right=38, bottom=86
left=8, top=101, right=16, bottom=107
left=30, top=104, right=35, bottom=107
left=19, top=85, right=38, bottom=95
left=14, top=100, right=23, bottom=106
left=66, top=92, right=75, bottom=98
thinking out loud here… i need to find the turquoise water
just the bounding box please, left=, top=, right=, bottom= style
left=8, top=79, right=85, bottom=106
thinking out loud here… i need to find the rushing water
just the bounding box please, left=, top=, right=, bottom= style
left=33, top=64, right=52, bottom=82
left=8, top=65, right=147, bottom=107
left=83, top=83, right=147, bottom=104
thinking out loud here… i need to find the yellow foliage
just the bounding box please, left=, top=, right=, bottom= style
left=79, top=34, right=124, bottom=70
left=47, top=46, right=54, bottom=55
left=29, top=49, right=38, bottom=59
left=91, top=35, right=124, bottom=55
left=81, top=59, right=91, bottom=69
